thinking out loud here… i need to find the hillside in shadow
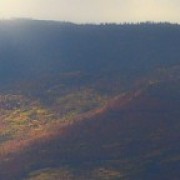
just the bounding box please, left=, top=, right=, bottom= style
left=0, top=20, right=180, bottom=87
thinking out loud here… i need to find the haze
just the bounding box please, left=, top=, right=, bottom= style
left=0, top=0, right=180, bottom=23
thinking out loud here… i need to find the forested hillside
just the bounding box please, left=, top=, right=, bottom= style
left=0, top=20, right=179, bottom=179
left=0, top=20, right=180, bottom=83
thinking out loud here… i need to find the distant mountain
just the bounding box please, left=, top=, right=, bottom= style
left=0, top=20, right=180, bottom=84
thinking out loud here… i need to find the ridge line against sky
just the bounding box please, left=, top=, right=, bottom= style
left=0, top=0, right=180, bottom=23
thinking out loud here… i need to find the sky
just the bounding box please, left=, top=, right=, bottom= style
left=0, top=0, right=180, bottom=23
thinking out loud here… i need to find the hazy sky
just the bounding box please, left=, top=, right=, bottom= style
left=0, top=0, right=180, bottom=23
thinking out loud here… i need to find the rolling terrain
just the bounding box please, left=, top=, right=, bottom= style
left=0, top=81, right=180, bottom=179
left=0, top=20, right=179, bottom=179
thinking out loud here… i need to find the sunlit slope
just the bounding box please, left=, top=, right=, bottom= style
left=0, top=81, right=179, bottom=179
